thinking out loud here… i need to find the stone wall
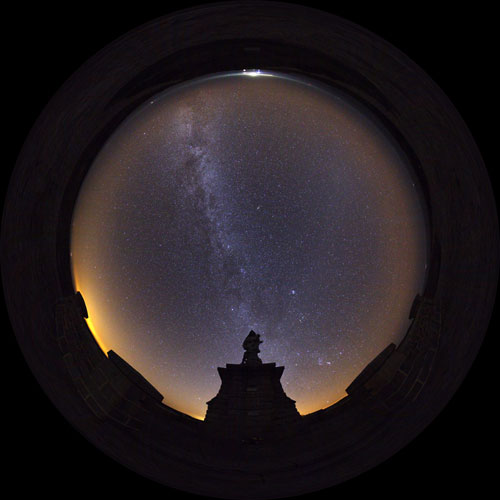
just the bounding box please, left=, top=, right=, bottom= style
left=346, top=294, right=441, bottom=412
left=54, top=292, right=168, bottom=430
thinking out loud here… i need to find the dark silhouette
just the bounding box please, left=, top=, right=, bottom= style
left=205, top=330, right=301, bottom=438
left=242, top=330, right=263, bottom=365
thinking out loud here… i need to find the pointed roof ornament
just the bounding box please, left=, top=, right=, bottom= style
left=242, top=330, right=263, bottom=365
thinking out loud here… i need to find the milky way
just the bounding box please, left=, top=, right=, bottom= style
left=71, top=71, right=427, bottom=418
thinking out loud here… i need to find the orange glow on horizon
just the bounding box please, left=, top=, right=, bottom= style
left=84, top=315, right=109, bottom=356
left=296, top=393, right=347, bottom=416
left=72, top=270, right=109, bottom=356
left=190, top=414, right=205, bottom=421
left=72, top=259, right=353, bottom=419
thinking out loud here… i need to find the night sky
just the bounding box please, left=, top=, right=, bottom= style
left=71, top=71, right=427, bottom=418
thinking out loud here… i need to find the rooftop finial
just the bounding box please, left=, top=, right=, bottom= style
left=242, top=330, right=263, bottom=365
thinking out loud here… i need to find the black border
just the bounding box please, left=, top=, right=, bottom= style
left=4, top=2, right=497, bottom=498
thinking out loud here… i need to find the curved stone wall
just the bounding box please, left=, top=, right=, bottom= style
left=2, top=3, right=497, bottom=498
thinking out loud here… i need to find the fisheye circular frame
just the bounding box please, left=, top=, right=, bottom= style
left=2, top=2, right=497, bottom=498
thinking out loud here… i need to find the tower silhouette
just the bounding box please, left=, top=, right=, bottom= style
left=204, top=331, right=301, bottom=439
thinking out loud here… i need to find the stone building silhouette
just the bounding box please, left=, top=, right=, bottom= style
left=204, top=331, right=301, bottom=439
left=51, top=290, right=442, bottom=498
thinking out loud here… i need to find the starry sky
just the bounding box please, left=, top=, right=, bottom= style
left=71, top=71, right=427, bottom=419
